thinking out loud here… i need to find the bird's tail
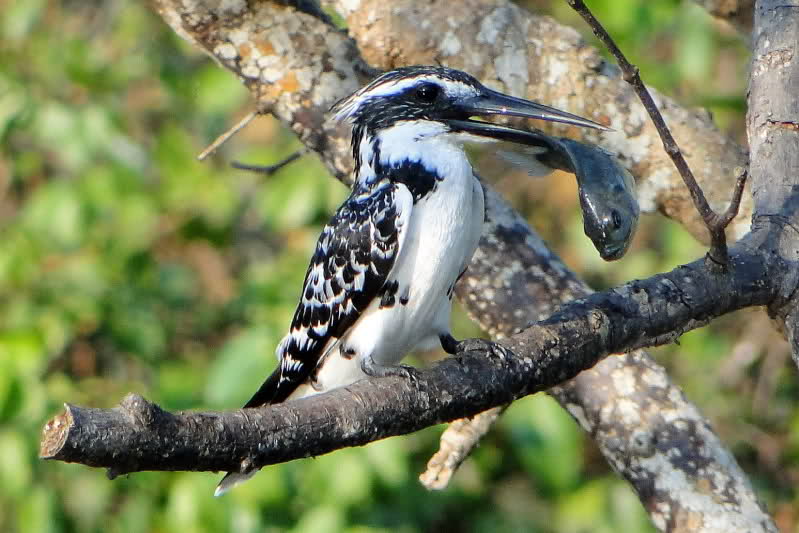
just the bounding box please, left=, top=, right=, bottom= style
left=215, top=340, right=339, bottom=495
left=214, top=470, right=258, bottom=497
left=215, top=369, right=284, bottom=496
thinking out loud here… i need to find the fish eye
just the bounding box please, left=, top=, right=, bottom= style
left=415, top=83, right=440, bottom=103
left=611, top=209, right=623, bottom=230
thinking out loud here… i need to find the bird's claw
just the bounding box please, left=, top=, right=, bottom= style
left=395, top=363, right=421, bottom=384
left=361, top=356, right=420, bottom=382
left=456, top=338, right=510, bottom=361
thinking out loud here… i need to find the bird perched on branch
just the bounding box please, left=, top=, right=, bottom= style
left=216, top=66, right=608, bottom=495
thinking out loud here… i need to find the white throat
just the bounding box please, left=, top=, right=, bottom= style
left=356, top=120, right=477, bottom=185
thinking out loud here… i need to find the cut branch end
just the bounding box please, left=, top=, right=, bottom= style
left=40, top=405, right=73, bottom=459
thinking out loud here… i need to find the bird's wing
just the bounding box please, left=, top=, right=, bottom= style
left=243, top=181, right=414, bottom=408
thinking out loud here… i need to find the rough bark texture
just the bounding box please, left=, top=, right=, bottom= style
left=450, top=190, right=774, bottom=532
left=39, top=1, right=796, bottom=531
left=747, top=0, right=799, bottom=365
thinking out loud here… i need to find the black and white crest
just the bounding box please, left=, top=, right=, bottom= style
left=330, top=66, right=481, bottom=126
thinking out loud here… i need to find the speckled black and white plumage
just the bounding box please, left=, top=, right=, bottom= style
left=217, top=65, right=604, bottom=495
left=243, top=179, right=413, bottom=407
left=216, top=68, right=488, bottom=495
left=239, top=68, right=493, bottom=413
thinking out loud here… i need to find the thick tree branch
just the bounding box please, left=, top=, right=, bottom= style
left=747, top=0, right=799, bottom=365
left=42, top=242, right=781, bottom=472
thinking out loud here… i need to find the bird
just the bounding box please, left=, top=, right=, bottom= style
left=215, top=65, right=609, bottom=496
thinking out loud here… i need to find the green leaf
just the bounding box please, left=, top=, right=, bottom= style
left=204, top=326, right=277, bottom=407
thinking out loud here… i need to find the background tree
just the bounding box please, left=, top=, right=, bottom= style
left=3, top=0, right=797, bottom=532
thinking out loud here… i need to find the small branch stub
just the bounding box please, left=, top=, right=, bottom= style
left=705, top=167, right=748, bottom=269
left=231, top=148, right=308, bottom=176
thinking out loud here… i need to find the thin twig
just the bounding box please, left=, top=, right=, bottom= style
left=566, top=0, right=747, bottom=270
left=231, top=149, right=308, bottom=176
left=197, top=111, right=259, bottom=161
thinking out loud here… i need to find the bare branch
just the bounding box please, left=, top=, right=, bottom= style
left=42, top=243, right=781, bottom=474
left=747, top=0, right=799, bottom=366
left=197, top=111, right=259, bottom=161
left=231, top=149, right=308, bottom=175
left=565, top=0, right=745, bottom=270
left=747, top=2, right=799, bottom=219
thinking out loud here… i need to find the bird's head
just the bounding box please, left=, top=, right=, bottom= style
left=331, top=66, right=609, bottom=143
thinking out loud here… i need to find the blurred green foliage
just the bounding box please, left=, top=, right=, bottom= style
left=0, top=1, right=794, bottom=532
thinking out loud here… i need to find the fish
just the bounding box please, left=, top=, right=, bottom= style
left=489, top=127, right=639, bottom=261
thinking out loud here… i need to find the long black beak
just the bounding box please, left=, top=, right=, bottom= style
left=451, top=88, right=610, bottom=136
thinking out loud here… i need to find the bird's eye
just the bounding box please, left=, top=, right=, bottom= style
left=415, top=83, right=440, bottom=103
left=611, top=209, right=623, bottom=230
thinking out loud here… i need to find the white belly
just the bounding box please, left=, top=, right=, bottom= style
left=357, top=172, right=484, bottom=360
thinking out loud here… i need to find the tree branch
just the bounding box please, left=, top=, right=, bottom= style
left=231, top=148, right=308, bottom=175
left=747, top=0, right=799, bottom=366
left=432, top=190, right=776, bottom=532
left=42, top=242, right=780, bottom=473
left=419, top=405, right=508, bottom=490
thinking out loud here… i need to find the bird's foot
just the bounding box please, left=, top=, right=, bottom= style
left=439, top=333, right=460, bottom=355
left=360, top=355, right=420, bottom=382
left=441, top=334, right=510, bottom=361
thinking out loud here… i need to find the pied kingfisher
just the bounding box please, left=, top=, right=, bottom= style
left=216, top=66, right=608, bottom=495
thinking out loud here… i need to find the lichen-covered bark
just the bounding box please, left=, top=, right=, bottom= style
left=558, top=353, right=772, bottom=532
left=155, top=0, right=366, bottom=182
left=747, top=0, right=799, bottom=366
left=331, top=0, right=751, bottom=243
left=748, top=2, right=799, bottom=222
left=456, top=189, right=775, bottom=532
